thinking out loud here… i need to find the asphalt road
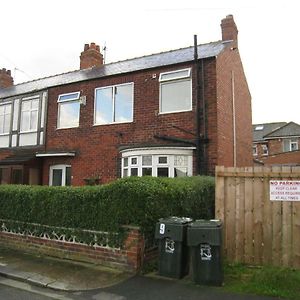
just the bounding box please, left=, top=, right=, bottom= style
left=0, top=279, right=75, bottom=300
left=0, top=283, right=56, bottom=300
left=0, top=275, right=281, bottom=300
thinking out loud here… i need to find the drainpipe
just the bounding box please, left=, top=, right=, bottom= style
left=194, top=35, right=201, bottom=175
left=201, top=58, right=207, bottom=174
left=231, top=70, right=237, bottom=167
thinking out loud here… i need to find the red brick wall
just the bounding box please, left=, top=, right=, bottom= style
left=0, top=150, right=12, bottom=161
left=262, top=150, right=300, bottom=165
left=255, top=138, right=300, bottom=164
left=44, top=62, right=220, bottom=185
left=0, top=226, right=145, bottom=272
left=216, top=45, right=253, bottom=167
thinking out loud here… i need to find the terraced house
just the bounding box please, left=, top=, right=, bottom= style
left=0, top=15, right=252, bottom=186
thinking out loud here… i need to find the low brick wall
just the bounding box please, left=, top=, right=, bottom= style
left=0, top=225, right=145, bottom=272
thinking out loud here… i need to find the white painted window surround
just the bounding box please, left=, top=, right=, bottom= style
left=49, top=164, right=71, bottom=186
left=57, top=92, right=80, bottom=129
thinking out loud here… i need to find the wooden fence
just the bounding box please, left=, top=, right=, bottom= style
left=215, top=166, right=300, bottom=269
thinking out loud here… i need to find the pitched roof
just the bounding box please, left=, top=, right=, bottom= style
left=0, top=41, right=228, bottom=100
left=264, top=122, right=300, bottom=138
left=253, top=122, right=286, bottom=142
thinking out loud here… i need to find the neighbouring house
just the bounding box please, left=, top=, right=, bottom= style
left=0, top=15, right=252, bottom=186
left=253, top=121, right=300, bottom=166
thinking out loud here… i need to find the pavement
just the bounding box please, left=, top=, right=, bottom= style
left=0, top=247, right=281, bottom=300
left=0, top=247, right=131, bottom=291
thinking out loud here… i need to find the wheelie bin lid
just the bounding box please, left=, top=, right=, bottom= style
left=155, top=216, right=193, bottom=241
left=189, top=219, right=222, bottom=228
left=187, top=219, right=222, bottom=246
left=158, top=216, right=193, bottom=225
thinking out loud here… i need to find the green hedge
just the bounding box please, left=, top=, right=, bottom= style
left=0, top=176, right=215, bottom=242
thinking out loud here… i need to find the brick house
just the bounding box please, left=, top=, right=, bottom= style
left=253, top=121, right=300, bottom=166
left=0, top=15, right=252, bottom=186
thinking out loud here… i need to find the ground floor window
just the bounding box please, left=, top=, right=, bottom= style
left=0, top=167, right=10, bottom=184
left=0, top=167, right=23, bottom=184
left=49, top=164, right=71, bottom=186
left=121, top=147, right=194, bottom=178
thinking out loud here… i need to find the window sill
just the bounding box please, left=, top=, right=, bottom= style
left=19, top=130, right=38, bottom=134
left=56, top=126, right=79, bottom=130
left=93, top=120, right=133, bottom=126
left=158, top=108, right=193, bottom=115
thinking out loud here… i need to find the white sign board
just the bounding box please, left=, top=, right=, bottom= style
left=270, top=180, right=300, bottom=201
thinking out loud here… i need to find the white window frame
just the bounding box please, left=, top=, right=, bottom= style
left=290, top=139, right=298, bottom=151
left=159, top=68, right=191, bottom=82
left=159, top=68, right=192, bottom=114
left=121, top=147, right=194, bottom=178
left=283, top=138, right=299, bottom=152
left=49, top=164, right=71, bottom=186
left=262, top=144, right=268, bottom=156
left=57, top=92, right=81, bottom=129
left=94, top=82, right=134, bottom=126
left=20, top=96, right=40, bottom=133
left=252, top=145, right=258, bottom=156
left=0, top=102, right=12, bottom=135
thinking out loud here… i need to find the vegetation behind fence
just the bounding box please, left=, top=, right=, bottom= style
left=216, top=166, right=300, bottom=269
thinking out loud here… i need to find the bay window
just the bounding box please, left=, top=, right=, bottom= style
left=121, top=147, right=194, bottom=178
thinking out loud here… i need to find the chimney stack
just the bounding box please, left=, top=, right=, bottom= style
left=221, top=15, right=238, bottom=48
left=0, top=68, right=14, bottom=89
left=80, top=42, right=103, bottom=70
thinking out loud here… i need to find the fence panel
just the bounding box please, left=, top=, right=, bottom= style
left=215, top=165, right=300, bottom=269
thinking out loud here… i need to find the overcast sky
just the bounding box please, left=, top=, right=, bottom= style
left=1, top=0, right=299, bottom=125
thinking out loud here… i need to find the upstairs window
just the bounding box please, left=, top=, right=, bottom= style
left=283, top=138, right=298, bottom=152
left=252, top=145, right=258, bottom=156
left=159, top=68, right=192, bottom=114
left=57, top=92, right=80, bottom=129
left=291, top=140, right=299, bottom=151
left=20, top=98, right=39, bottom=132
left=262, top=144, right=268, bottom=156
left=94, top=83, right=133, bottom=125
left=0, top=103, right=12, bottom=134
